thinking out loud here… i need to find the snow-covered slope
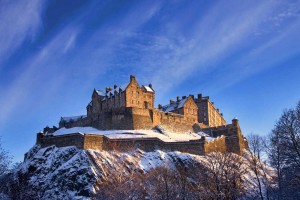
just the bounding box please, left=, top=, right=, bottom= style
left=7, top=145, right=275, bottom=199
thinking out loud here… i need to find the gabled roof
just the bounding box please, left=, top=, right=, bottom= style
left=160, top=98, right=188, bottom=112
left=143, top=86, right=154, bottom=93
left=95, top=89, right=106, bottom=96
left=107, top=86, right=126, bottom=96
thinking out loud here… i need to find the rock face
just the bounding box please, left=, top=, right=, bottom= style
left=14, top=145, right=96, bottom=199
left=7, top=145, right=275, bottom=199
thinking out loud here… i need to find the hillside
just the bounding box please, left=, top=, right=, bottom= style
left=3, top=145, right=275, bottom=199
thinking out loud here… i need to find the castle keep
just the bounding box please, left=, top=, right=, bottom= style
left=37, top=75, right=248, bottom=155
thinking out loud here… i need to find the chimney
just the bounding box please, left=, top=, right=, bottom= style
left=211, top=102, right=214, bottom=105
left=197, top=93, right=202, bottom=99
left=158, top=104, right=162, bottom=109
left=216, top=108, right=219, bottom=112
left=189, top=94, right=194, bottom=99
left=232, top=118, right=239, bottom=126
left=170, top=100, right=175, bottom=104
left=149, top=83, right=152, bottom=88
left=182, top=96, right=186, bottom=99
left=114, top=84, right=118, bottom=89
left=220, top=113, right=223, bottom=116
left=106, top=87, right=112, bottom=93
left=177, top=96, right=180, bottom=102
left=130, top=75, right=136, bottom=82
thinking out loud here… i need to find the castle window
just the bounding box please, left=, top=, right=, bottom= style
left=131, top=100, right=134, bottom=104
left=131, top=91, right=133, bottom=96
left=137, top=101, right=139, bottom=105
left=136, top=91, right=139, bottom=98
left=192, top=109, right=194, bottom=114
left=204, top=117, right=206, bottom=121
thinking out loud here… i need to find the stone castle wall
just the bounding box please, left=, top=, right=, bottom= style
left=36, top=123, right=247, bottom=155
left=37, top=133, right=84, bottom=149
left=202, top=119, right=249, bottom=155
left=37, top=132, right=206, bottom=155
left=64, top=107, right=205, bottom=133
left=204, top=136, right=227, bottom=154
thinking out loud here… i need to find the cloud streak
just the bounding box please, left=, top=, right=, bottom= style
left=109, top=0, right=300, bottom=96
left=0, top=0, right=46, bottom=69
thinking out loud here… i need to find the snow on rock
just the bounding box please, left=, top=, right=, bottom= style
left=53, top=127, right=102, bottom=136
left=15, top=145, right=96, bottom=199
left=11, top=145, right=275, bottom=199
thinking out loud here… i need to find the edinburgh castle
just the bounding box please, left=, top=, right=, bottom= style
left=37, top=75, right=249, bottom=155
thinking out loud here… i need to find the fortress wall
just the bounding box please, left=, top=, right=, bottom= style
left=159, top=112, right=202, bottom=133
left=152, top=109, right=161, bottom=127
left=38, top=133, right=84, bottom=149
left=163, top=139, right=205, bottom=155
left=204, top=136, right=227, bottom=154
left=62, top=108, right=205, bottom=133
left=102, top=138, right=159, bottom=152
left=111, top=109, right=134, bottom=130
left=131, top=107, right=154, bottom=129
left=202, top=120, right=249, bottom=155
left=102, top=137, right=205, bottom=155
left=83, top=134, right=104, bottom=150
left=37, top=132, right=205, bottom=155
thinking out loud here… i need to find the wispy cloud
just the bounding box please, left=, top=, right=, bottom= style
left=109, top=0, right=300, bottom=96
left=0, top=0, right=163, bottom=127
left=0, top=0, right=46, bottom=68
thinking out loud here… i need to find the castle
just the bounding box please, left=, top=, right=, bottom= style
left=37, top=75, right=248, bottom=155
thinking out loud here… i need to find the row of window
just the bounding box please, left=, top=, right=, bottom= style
left=130, top=91, right=153, bottom=99
left=186, top=108, right=196, bottom=115
left=130, top=100, right=152, bottom=108
left=130, top=91, right=140, bottom=97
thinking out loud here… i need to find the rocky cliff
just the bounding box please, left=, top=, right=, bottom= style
left=3, top=145, right=275, bottom=199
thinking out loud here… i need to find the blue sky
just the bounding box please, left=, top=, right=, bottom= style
left=1, top=0, right=300, bottom=162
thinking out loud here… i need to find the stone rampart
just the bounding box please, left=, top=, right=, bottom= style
left=63, top=107, right=205, bottom=133
left=202, top=119, right=249, bottom=155
left=204, top=136, right=227, bottom=154
left=38, top=133, right=84, bottom=149
left=83, top=134, right=104, bottom=150
left=36, top=133, right=206, bottom=155
left=159, top=111, right=203, bottom=133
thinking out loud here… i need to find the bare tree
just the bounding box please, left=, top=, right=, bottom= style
left=0, top=137, right=12, bottom=197
left=205, top=152, right=247, bottom=200
left=0, top=137, right=12, bottom=176
left=267, top=101, right=300, bottom=199
left=247, top=133, right=273, bottom=200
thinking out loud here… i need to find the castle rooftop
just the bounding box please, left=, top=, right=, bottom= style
left=160, top=98, right=187, bottom=112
